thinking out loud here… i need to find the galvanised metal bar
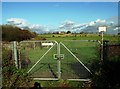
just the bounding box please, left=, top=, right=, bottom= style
left=57, top=42, right=61, bottom=79
left=32, top=78, right=58, bottom=81
left=67, top=79, right=91, bottom=81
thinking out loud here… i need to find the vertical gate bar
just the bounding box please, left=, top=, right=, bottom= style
left=13, top=41, right=18, bottom=69
left=57, top=43, right=61, bottom=79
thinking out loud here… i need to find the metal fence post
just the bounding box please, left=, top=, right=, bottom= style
left=18, top=43, right=21, bottom=69
left=57, top=43, right=61, bottom=79
left=103, top=40, right=109, bottom=61
left=13, top=41, right=18, bottom=69
left=101, top=31, right=104, bottom=61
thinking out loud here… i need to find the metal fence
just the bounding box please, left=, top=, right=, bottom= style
left=2, top=40, right=100, bottom=81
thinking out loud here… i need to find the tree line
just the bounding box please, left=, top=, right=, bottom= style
left=1, top=25, right=37, bottom=41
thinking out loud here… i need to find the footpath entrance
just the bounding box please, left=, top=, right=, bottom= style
left=11, top=40, right=99, bottom=81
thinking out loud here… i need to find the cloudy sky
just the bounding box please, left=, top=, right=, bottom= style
left=2, top=2, right=119, bottom=33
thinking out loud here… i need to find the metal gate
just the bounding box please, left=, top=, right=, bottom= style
left=15, top=40, right=99, bottom=81
left=59, top=40, right=99, bottom=81
left=19, top=40, right=58, bottom=80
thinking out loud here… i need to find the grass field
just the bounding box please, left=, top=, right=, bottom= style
left=38, top=33, right=119, bottom=43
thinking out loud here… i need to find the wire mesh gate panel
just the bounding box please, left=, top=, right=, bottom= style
left=59, top=40, right=99, bottom=80
left=19, top=41, right=58, bottom=79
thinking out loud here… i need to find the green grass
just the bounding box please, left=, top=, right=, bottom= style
left=39, top=33, right=119, bottom=43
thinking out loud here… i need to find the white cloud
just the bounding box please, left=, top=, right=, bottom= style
left=7, top=18, right=26, bottom=25
left=29, top=24, right=43, bottom=29
left=64, top=20, right=75, bottom=25
left=6, top=17, right=118, bottom=34
left=29, top=24, right=51, bottom=33
left=89, top=21, right=95, bottom=26
left=59, top=20, right=75, bottom=28
left=113, top=27, right=119, bottom=31
left=97, top=19, right=105, bottom=23
left=7, top=18, right=28, bottom=28
left=58, top=19, right=107, bottom=32
left=96, top=19, right=105, bottom=23
left=59, top=20, right=87, bottom=31
left=62, top=18, right=118, bottom=33
left=72, top=23, right=87, bottom=29
left=88, top=19, right=106, bottom=26
left=6, top=18, right=51, bottom=33
left=58, top=20, right=75, bottom=32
